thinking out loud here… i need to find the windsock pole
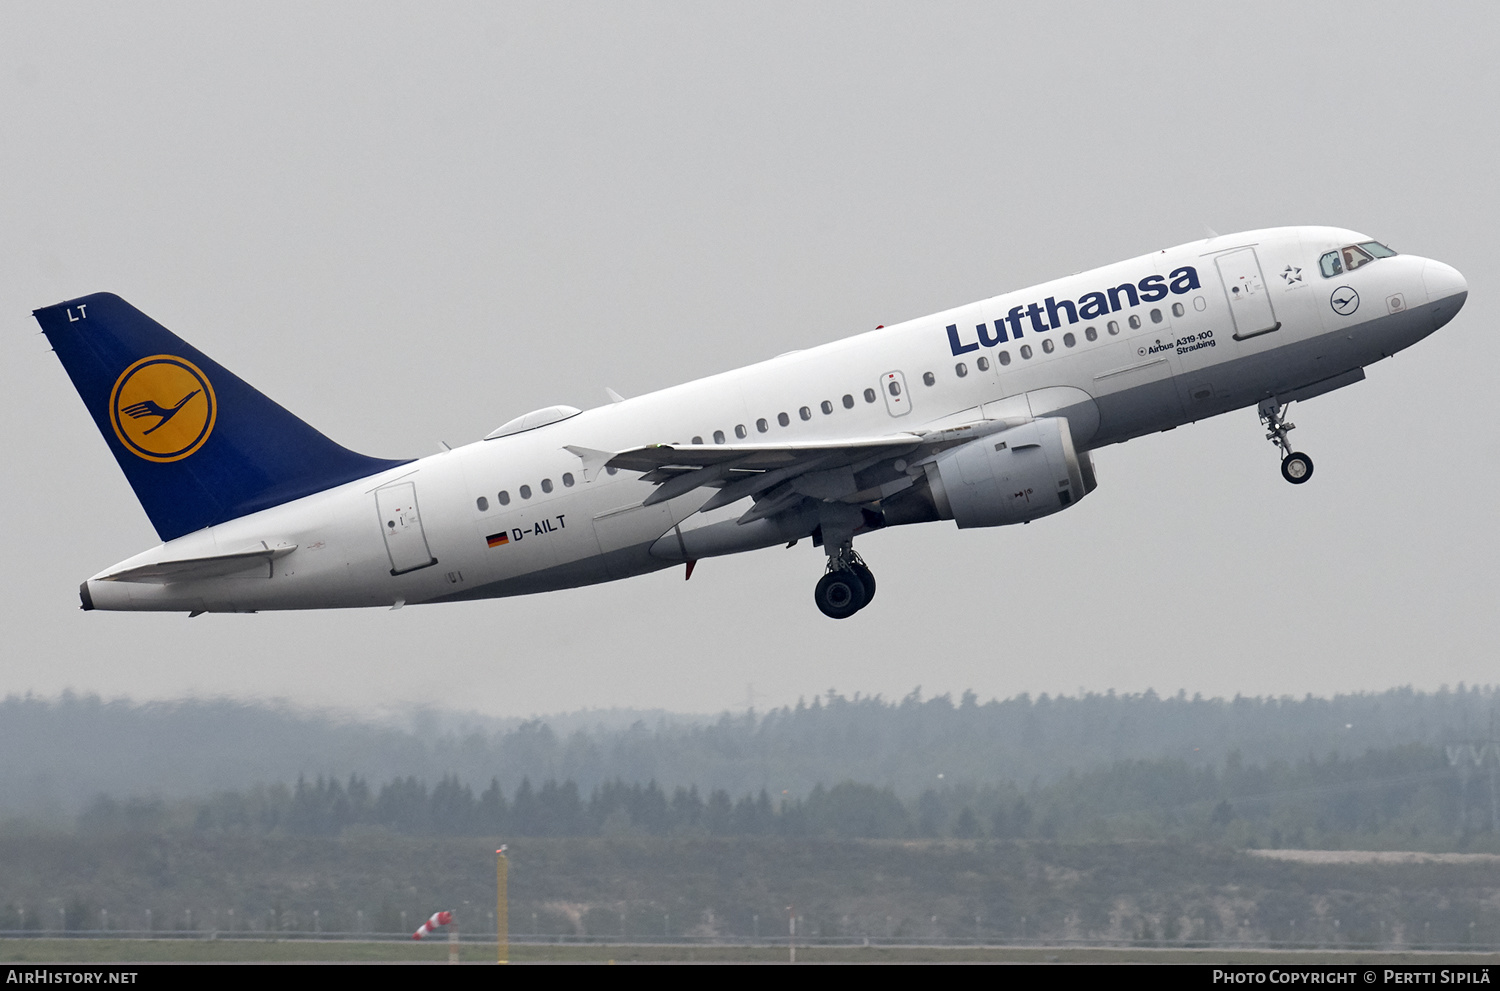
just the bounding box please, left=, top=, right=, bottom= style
left=496, top=845, right=509, bottom=965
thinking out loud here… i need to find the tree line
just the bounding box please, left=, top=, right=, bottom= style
left=77, top=740, right=1499, bottom=849
left=6, top=684, right=1498, bottom=820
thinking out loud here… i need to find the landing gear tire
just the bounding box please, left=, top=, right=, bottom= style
left=849, top=562, right=876, bottom=606
left=1281, top=452, right=1314, bottom=485
left=815, top=569, right=867, bottom=619
left=1261, top=400, right=1315, bottom=485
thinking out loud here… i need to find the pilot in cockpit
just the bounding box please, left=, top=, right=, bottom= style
left=1319, top=240, right=1397, bottom=277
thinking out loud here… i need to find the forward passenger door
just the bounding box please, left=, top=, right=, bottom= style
left=1216, top=247, right=1280, bottom=339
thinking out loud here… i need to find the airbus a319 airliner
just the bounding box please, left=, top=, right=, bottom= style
left=37, top=227, right=1467, bottom=619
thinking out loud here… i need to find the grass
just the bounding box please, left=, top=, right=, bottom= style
left=3, top=938, right=1499, bottom=964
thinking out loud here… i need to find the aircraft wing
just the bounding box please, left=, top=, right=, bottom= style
left=607, top=435, right=924, bottom=472
left=604, top=420, right=1018, bottom=522
left=604, top=437, right=919, bottom=516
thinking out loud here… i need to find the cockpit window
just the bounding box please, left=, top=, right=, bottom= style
left=1320, top=241, right=1397, bottom=278
left=1342, top=244, right=1375, bottom=272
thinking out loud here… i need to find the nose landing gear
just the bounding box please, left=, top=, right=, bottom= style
left=1259, top=399, right=1314, bottom=485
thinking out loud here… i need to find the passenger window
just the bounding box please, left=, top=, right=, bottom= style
left=922, top=371, right=935, bottom=386
left=998, top=350, right=1011, bottom=365
left=843, top=394, right=855, bottom=408
left=1020, top=345, right=1033, bottom=360
left=735, top=424, right=747, bottom=439
left=692, top=436, right=703, bottom=445
left=1150, top=308, right=1162, bottom=323
left=1128, top=315, right=1141, bottom=329
left=498, top=490, right=510, bottom=506
left=541, top=478, right=553, bottom=494
left=1107, top=320, right=1120, bottom=335
left=954, top=362, right=967, bottom=378
left=476, top=496, right=489, bottom=512
left=777, top=412, right=790, bottom=427
left=820, top=400, right=833, bottom=415
left=562, top=473, right=574, bottom=487
left=713, top=430, right=725, bottom=444
left=1063, top=332, right=1075, bottom=348
left=888, top=380, right=901, bottom=396
left=1085, top=326, right=1098, bottom=342
left=757, top=418, right=768, bottom=433
left=520, top=484, right=532, bottom=499
left=1193, top=296, right=1206, bottom=311
left=1041, top=338, right=1055, bottom=354
left=1319, top=251, right=1342, bottom=277
left=606, top=466, right=618, bottom=475
left=864, top=389, right=877, bottom=403
left=799, top=406, right=811, bottom=421
left=1172, top=302, right=1184, bottom=317
left=976, top=356, right=989, bottom=371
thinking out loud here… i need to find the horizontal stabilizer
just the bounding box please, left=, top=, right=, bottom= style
left=99, top=541, right=297, bottom=584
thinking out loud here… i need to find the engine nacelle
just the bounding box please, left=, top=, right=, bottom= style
left=923, top=417, right=1096, bottom=528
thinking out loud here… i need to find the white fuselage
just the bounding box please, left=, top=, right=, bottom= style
left=84, top=227, right=1467, bottom=613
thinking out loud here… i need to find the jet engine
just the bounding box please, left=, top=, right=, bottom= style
left=922, top=417, right=1096, bottom=528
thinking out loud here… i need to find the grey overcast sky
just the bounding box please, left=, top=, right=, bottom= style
left=3, top=3, right=1497, bottom=719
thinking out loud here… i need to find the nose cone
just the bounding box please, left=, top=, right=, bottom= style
left=1423, top=260, right=1468, bottom=305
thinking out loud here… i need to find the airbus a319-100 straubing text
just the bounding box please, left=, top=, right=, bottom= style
left=37, top=227, right=1467, bottom=619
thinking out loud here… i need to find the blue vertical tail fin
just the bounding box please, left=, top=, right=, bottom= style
left=35, top=292, right=410, bottom=541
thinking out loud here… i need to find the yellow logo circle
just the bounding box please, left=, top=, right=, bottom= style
left=109, top=355, right=217, bottom=462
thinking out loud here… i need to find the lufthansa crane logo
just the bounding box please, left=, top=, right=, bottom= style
left=108, top=355, right=217, bottom=462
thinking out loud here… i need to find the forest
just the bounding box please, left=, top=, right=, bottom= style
left=4, top=684, right=1498, bottom=824
left=72, top=738, right=1499, bottom=851
left=4, top=686, right=1498, bottom=945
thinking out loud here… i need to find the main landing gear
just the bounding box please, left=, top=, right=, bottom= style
left=814, top=545, right=877, bottom=619
left=1258, top=398, right=1314, bottom=485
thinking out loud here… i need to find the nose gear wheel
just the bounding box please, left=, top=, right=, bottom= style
left=1281, top=451, right=1314, bottom=484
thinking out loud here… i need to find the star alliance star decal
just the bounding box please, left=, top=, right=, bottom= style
left=1281, top=265, right=1303, bottom=284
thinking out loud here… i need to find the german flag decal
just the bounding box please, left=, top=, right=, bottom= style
left=486, top=531, right=510, bottom=548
